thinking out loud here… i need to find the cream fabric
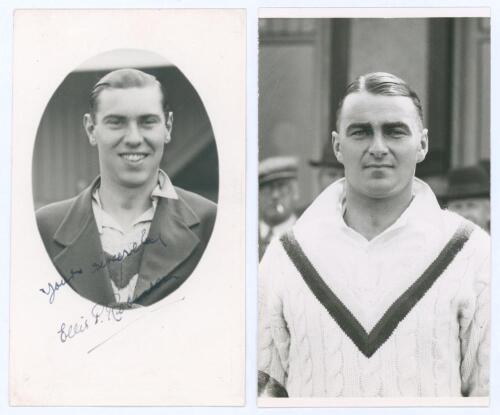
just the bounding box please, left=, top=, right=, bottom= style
left=259, top=178, right=490, bottom=397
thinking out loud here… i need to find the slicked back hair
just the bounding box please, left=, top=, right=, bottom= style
left=336, top=72, right=424, bottom=130
left=88, top=68, right=170, bottom=122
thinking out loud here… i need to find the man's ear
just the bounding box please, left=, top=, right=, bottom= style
left=83, top=113, right=97, bottom=146
left=416, top=128, right=429, bottom=163
left=165, top=111, right=174, bottom=144
left=332, top=131, right=343, bottom=164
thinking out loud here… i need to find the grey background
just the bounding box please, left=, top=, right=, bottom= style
left=259, top=17, right=490, bottom=207
left=32, top=51, right=219, bottom=210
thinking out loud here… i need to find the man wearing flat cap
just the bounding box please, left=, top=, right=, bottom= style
left=259, top=156, right=299, bottom=260
left=446, top=164, right=490, bottom=232
left=259, top=72, right=490, bottom=398
left=36, top=68, right=216, bottom=309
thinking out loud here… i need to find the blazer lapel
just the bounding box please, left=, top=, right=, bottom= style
left=133, top=196, right=201, bottom=300
left=52, top=180, right=115, bottom=306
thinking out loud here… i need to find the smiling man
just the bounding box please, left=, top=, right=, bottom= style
left=36, top=68, right=217, bottom=308
left=258, top=72, right=490, bottom=397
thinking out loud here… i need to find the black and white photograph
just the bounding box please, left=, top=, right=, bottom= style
left=10, top=9, right=245, bottom=406
left=258, top=11, right=491, bottom=404
left=2, top=2, right=500, bottom=414
left=33, top=49, right=218, bottom=309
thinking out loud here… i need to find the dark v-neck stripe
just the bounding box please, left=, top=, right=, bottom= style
left=280, top=222, right=474, bottom=358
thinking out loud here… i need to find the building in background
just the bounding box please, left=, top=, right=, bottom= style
left=33, top=50, right=218, bottom=209
left=258, top=17, right=490, bottom=207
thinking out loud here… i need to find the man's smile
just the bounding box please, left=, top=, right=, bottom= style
left=119, top=152, right=149, bottom=162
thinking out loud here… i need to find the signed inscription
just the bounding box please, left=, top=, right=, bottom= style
left=57, top=303, right=125, bottom=343
left=39, top=229, right=165, bottom=304
left=90, top=230, right=164, bottom=273
left=39, top=268, right=82, bottom=304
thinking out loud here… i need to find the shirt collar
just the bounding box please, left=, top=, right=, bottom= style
left=296, top=177, right=442, bottom=243
left=92, top=169, right=178, bottom=234
left=152, top=169, right=179, bottom=200
left=381, top=178, right=441, bottom=233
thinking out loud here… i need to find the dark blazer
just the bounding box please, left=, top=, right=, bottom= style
left=36, top=179, right=217, bottom=307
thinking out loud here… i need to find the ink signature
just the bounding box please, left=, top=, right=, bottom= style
left=39, top=230, right=165, bottom=304
left=57, top=303, right=125, bottom=343
left=39, top=268, right=82, bottom=304
left=91, top=229, right=164, bottom=273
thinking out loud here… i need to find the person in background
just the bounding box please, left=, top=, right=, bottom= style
left=259, top=72, right=489, bottom=397
left=259, top=156, right=299, bottom=260
left=309, top=139, right=345, bottom=193
left=446, top=164, right=490, bottom=232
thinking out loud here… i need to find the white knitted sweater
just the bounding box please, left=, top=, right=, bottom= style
left=259, top=179, right=490, bottom=397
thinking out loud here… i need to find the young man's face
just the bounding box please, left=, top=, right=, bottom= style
left=84, top=85, right=171, bottom=190
left=333, top=91, right=428, bottom=200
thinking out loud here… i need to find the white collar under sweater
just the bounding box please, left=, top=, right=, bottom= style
left=259, top=178, right=490, bottom=397
left=295, top=177, right=445, bottom=246
left=292, top=177, right=460, bottom=332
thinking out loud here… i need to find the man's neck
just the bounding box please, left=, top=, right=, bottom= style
left=343, top=183, right=413, bottom=241
left=98, top=175, right=158, bottom=232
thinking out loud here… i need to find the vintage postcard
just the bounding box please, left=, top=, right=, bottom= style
left=257, top=7, right=490, bottom=407
left=10, top=8, right=245, bottom=406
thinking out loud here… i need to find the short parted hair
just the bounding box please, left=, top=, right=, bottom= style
left=88, top=68, right=170, bottom=122
left=336, top=72, right=424, bottom=129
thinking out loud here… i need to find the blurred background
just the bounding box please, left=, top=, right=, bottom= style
left=259, top=17, right=490, bottom=203
left=33, top=49, right=219, bottom=209
left=258, top=18, right=490, bottom=255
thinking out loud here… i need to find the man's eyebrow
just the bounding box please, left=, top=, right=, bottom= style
left=383, top=122, right=411, bottom=130
left=101, top=114, right=162, bottom=121
left=102, top=114, right=126, bottom=121
left=346, top=123, right=371, bottom=132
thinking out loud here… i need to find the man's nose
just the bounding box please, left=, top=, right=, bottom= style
left=368, top=131, right=389, bottom=157
left=123, top=122, right=143, bottom=145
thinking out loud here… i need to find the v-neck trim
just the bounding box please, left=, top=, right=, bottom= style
left=281, top=223, right=473, bottom=357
